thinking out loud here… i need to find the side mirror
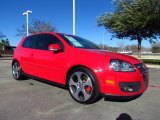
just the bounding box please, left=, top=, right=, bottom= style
left=48, top=44, right=61, bottom=52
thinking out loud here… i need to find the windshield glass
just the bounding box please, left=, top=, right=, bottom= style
left=59, top=34, right=100, bottom=49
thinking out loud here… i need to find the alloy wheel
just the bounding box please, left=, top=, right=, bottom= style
left=69, top=71, right=93, bottom=102
left=12, top=62, right=21, bottom=79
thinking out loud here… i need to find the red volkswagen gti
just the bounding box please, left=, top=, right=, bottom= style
left=12, top=32, right=149, bottom=104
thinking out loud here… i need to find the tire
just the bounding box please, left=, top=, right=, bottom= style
left=67, top=67, right=100, bottom=104
left=12, top=61, right=27, bottom=80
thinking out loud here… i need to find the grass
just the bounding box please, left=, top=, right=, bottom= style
left=142, top=59, right=160, bottom=65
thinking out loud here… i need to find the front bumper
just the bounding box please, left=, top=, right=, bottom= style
left=97, top=63, right=149, bottom=97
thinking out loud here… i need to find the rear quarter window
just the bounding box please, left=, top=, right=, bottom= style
left=22, top=36, right=35, bottom=48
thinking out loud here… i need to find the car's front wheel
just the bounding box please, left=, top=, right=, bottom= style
left=68, top=67, right=100, bottom=104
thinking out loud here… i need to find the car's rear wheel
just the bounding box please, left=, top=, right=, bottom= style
left=68, top=67, right=100, bottom=104
left=12, top=61, right=27, bottom=80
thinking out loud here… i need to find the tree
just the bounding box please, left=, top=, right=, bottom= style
left=16, top=19, right=57, bottom=37
left=98, top=43, right=108, bottom=50
left=127, top=45, right=138, bottom=53
left=117, top=42, right=125, bottom=51
left=152, top=42, right=160, bottom=53
left=0, top=32, right=10, bottom=46
left=97, top=0, right=160, bottom=58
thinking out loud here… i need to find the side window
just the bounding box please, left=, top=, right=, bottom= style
left=22, top=36, right=35, bottom=48
left=35, top=34, right=64, bottom=50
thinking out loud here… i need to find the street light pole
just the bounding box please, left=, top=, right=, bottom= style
left=23, top=10, right=32, bottom=36
left=73, top=0, right=76, bottom=35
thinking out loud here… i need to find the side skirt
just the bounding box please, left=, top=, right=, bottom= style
left=25, top=73, right=67, bottom=90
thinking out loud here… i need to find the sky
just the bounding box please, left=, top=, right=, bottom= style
left=0, top=0, right=151, bottom=47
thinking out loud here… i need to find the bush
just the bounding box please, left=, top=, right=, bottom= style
left=142, top=59, right=160, bottom=65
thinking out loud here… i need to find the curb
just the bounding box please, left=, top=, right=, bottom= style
left=0, top=58, right=12, bottom=60
left=146, top=64, right=160, bottom=69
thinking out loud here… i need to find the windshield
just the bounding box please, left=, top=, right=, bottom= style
left=58, top=34, right=100, bottom=49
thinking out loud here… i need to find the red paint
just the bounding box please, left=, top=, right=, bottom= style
left=13, top=32, right=149, bottom=97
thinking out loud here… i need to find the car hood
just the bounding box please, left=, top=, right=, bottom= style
left=80, top=49, right=141, bottom=64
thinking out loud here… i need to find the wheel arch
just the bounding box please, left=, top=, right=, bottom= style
left=66, top=65, right=99, bottom=86
left=12, top=59, right=19, bottom=65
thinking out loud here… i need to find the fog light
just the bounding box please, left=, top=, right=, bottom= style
left=124, top=86, right=134, bottom=92
left=119, top=82, right=140, bottom=92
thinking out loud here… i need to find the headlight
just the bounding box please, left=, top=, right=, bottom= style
left=110, top=60, right=135, bottom=72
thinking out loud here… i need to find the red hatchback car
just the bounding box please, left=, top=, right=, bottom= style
left=12, top=32, right=149, bottom=104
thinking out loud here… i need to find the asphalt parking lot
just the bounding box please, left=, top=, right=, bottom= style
left=0, top=60, right=160, bottom=120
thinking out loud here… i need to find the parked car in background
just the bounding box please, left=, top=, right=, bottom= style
left=0, top=45, right=16, bottom=55
left=118, top=50, right=133, bottom=55
left=12, top=32, right=149, bottom=104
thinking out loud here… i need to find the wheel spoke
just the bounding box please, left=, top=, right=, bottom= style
left=12, top=67, right=16, bottom=72
left=83, top=77, right=92, bottom=86
left=82, top=88, right=92, bottom=101
left=74, top=72, right=83, bottom=82
left=72, top=88, right=81, bottom=100
left=14, top=71, right=18, bottom=78
left=69, top=78, right=77, bottom=87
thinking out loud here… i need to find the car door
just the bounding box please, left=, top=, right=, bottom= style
left=32, top=34, right=66, bottom=84
left=20, top=35, right=36, bottom=75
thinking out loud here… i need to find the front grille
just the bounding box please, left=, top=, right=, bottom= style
left=135, top=63, right=149, bottom=89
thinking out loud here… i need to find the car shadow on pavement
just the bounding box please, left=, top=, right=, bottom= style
left=22, top=77, right=142, bottom=103
left=104, top=94, right=142, bottom=102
